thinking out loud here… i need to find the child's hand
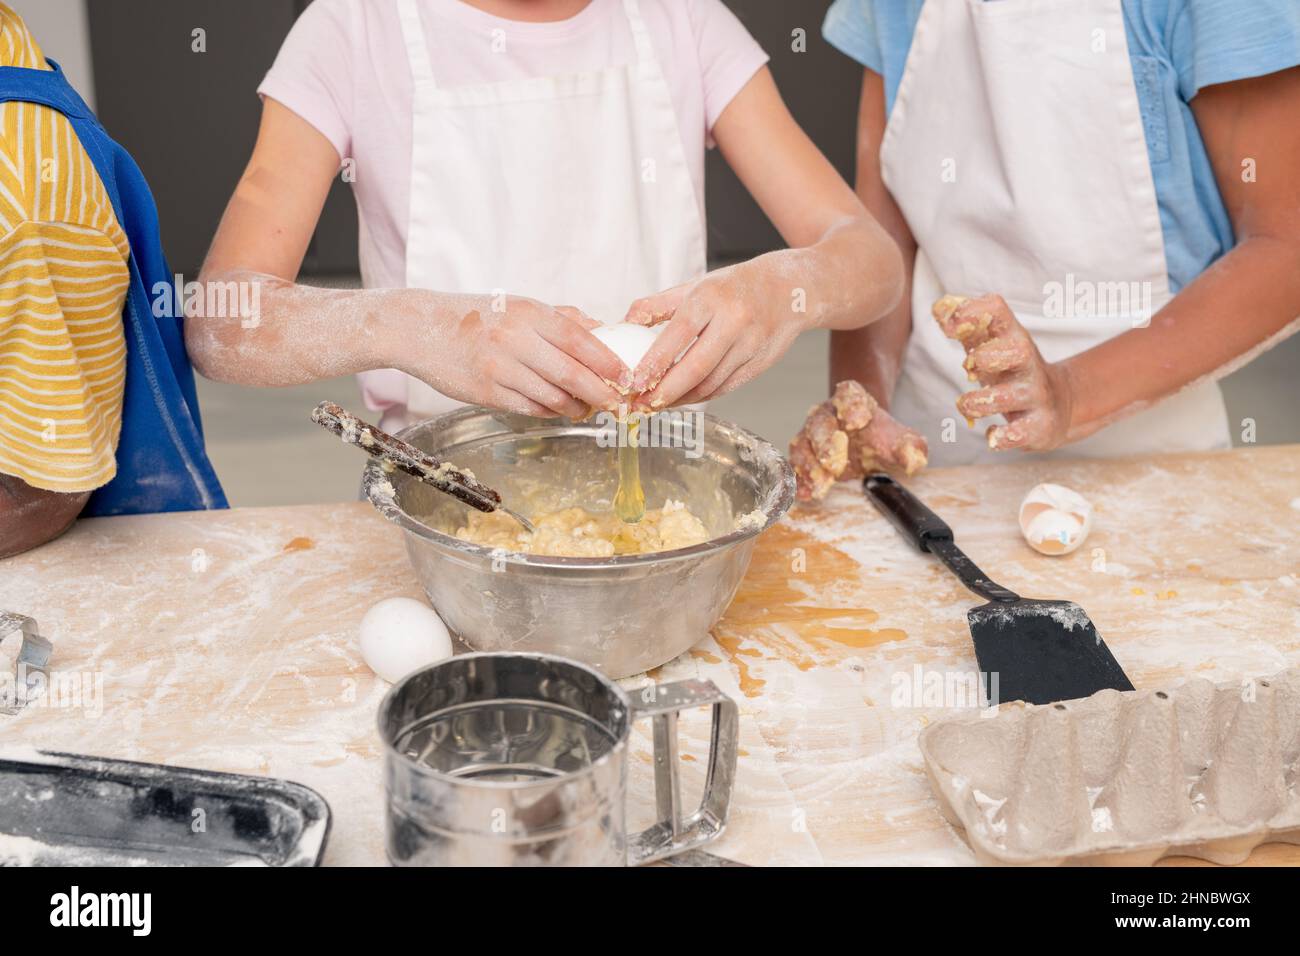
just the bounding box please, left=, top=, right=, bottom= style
left=933, top=294, right=1074, bottom=452
left=407, top=295, right=625, bottom=418
left=622, top=261, right=809, bottom=409
left=789, top=380, right=928, bottom=501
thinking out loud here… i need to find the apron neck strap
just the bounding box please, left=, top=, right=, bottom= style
left=621, top=0, right=657, bottom=69
left=0, top=60, right=95, bottom=120
left=397, top=0, right=437, bottom=88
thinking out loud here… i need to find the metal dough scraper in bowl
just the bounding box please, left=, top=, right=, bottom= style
left=864, top=474, right=1133, bottom=706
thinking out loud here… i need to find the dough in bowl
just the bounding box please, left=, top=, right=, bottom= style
left=454, top=500, right=709, bottom=557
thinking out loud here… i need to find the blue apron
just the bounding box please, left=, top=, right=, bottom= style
left=0, top=60, right=226, bottom=516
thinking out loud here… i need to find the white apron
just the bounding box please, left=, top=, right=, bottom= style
left=884, top=0, right=1231, bottom=466
left=362, top=0, right=706, bottom=431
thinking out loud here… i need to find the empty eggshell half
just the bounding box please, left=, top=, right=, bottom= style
left=358, top=596, right=453, bottom=683
left=1018, top=482, right=1092, bottom=555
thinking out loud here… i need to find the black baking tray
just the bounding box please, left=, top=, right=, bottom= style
left=0, top=750, right=331, bottom=866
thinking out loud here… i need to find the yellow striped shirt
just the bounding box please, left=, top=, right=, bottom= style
left=0, top=3, right=128, bottom=493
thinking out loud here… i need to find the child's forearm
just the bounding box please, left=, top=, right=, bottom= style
left=0, top=475, right=86, bottom=559
left=1061, top=235, right=1300, bottom=443
left=186, top=270, right=623, bottom=416
left=186, top=270, right=464, bottom=387
left=829, top=305, right=913, bottom=410
left=742, top=214, right=905, bottom=334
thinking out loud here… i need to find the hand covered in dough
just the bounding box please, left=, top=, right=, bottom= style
left=621, top=261, right=810, bottom=409
left=933, top=294, right=1074, bottom=452
left=789, top=380, right=928, bottom=501
left=408, top=295, right=624, bottom=419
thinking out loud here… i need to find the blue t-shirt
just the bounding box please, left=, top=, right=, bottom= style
left=823, top=0, right=1300, bottom=292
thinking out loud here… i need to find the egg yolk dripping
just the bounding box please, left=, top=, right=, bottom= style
left=614, top=412, right=645, bottom=523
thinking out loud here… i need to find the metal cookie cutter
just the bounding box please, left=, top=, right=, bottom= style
left=1, top=612, right=52, bottom=715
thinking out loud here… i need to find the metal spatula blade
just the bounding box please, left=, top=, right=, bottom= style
left=865, top=474, right=1134, bottom=706
left=966, top=598, right=1132, bottom=706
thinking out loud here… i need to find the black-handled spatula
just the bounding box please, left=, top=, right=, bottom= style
left=864, top=474, right=1133, bottom=706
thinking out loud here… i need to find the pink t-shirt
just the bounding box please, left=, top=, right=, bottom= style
left=259, top=0, right=769, bottom=293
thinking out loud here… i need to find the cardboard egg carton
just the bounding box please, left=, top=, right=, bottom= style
left=919, top=668, right=1300, bottom=865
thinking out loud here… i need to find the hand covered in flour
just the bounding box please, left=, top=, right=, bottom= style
left=407, top=296, right=624, bottom=419
left=622, top=262, right=809, bottom=409
left=934, top=294, right=1074, bottom=452
left=789, top=380, right=928, bottom=501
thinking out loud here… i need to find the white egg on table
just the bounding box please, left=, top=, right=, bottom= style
left=358, top=596, right=453, bottom=683
left=590, top=322, right=664, bottom=372
left=1018, top=483, right=1093, bottom=556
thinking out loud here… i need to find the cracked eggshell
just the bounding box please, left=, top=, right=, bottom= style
left=358, top=597, right=452, bottom=683
left=1018, top=482, right=1092, bottom=555
left=590, top=323, right=664, bottom=372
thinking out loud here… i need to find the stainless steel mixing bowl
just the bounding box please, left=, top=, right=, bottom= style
left=363, top=407, right=795, bottom=678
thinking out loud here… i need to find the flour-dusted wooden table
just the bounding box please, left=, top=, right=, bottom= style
left=2, top=446, right=1297, bottom=866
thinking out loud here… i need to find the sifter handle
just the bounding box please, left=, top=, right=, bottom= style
left=626, top=679, right=738, bottom=866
